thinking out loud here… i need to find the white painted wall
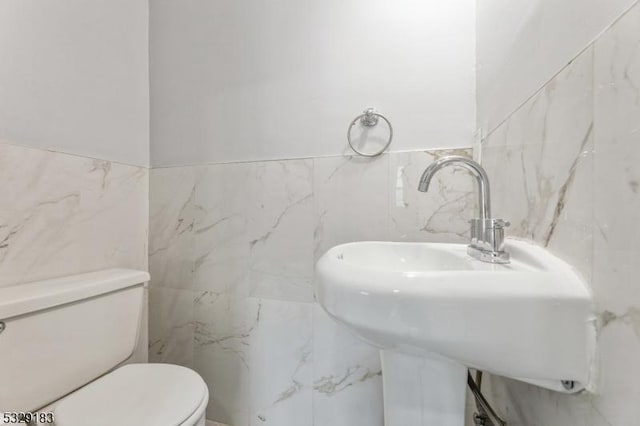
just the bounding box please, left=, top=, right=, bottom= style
left=150, top=0, right=476, bottom=167
left=477, top=0, right=638, bottom=134
left=0, top=0, right=149, bottom=166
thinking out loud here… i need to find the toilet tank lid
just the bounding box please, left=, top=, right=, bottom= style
left=0, top=269, right=150, bottom=320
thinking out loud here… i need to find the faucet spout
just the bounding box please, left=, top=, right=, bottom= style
left=417, top=155, right=509, bottom=263
left=418, top=155, right=491, bottom=220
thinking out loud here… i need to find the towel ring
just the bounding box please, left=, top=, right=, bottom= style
left=347, top=108, right=393, bottom=157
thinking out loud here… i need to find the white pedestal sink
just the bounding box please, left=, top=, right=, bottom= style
left=315, top=239, right=596, bottom=426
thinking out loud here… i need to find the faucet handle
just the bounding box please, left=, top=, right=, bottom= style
left=491, top=219, right=510, bottom=229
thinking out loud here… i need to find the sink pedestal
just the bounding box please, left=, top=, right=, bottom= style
left=381, top=350, right=467, bottom=426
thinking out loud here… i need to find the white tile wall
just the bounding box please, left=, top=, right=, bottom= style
left=479, top=4, right=640, bottom=424
left=149, top=147, right=474, bottom=425
left=0, top=141, right=148, bottom=287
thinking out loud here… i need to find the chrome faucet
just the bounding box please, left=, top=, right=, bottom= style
left=418, top=155, right=510, bottom=263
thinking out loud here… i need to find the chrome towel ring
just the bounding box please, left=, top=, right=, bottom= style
left=347, top=108, right=393, bottom=157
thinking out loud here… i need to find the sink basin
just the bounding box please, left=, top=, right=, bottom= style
left=315, top=239, right=596, bottom=425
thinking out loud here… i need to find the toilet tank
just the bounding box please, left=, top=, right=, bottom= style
left=0, top=269, right=149, bottom=412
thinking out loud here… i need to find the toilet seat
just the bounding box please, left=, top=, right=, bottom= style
left=54, top=364, right=208, bottom=426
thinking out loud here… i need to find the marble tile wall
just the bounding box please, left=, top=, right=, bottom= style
left=480, top=3, right=640, bottom=425
left=0, top=140, right=149, bottom=360
left=149, top=147, right=475, bottom=425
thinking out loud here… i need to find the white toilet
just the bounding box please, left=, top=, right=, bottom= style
left=0, top=269, right=208, bottom=426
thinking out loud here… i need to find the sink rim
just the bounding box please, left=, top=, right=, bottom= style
left=320, top=238, right=572, bottom=274
left=316, top=238, right=592, bottom=299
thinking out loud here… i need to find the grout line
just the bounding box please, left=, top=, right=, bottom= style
left=0, top=139, right=150, bottom=169
left=149, top=146, right=475, bottom=170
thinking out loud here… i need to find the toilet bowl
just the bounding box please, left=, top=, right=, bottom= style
left=54, top=364, right=208, bottom=426
left=0, top=269, right=208, bottom=426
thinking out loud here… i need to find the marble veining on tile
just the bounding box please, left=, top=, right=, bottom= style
left=194, top=292, right=260, bottom=425
left=312, top=305, right=384, bottom=426
left=193, top=163, right=253, bottom=298
left=0, top=141, right=148, bottom=287
left=477, top=4, right=640, bottom=426
left=312, top=155, right=390, bottom=261
left=482, top=47, right=594, bottom=282
left=248, top=160, right=314, bottom=303
left=149, top=167, right=197, bottom=290
left=149, top=149, right=483, bottom=426
left=479, top=43, right=599, bottom=426
left=249, top=299, right=312, bottom=426
left=589, top=3, right=640, bottom=425
left=148, top=287, right=194, bottom=368
left=389, top=148, right=475, bottom=243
